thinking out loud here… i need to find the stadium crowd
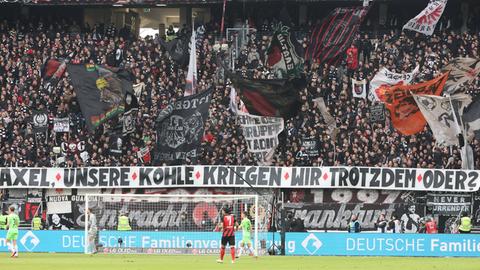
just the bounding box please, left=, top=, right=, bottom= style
left=0, top=16, right=479, bottom=169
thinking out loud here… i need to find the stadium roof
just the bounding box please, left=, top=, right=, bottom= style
left=18, top=0, right=369, bottom=6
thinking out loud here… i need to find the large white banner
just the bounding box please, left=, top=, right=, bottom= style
left=368, top=66, right=419, bottom=101
left=402, top=0, right=448, bottom=35
left=237, top=114, right=284, bottom=165
left=0, top=166, right=479, bottom=192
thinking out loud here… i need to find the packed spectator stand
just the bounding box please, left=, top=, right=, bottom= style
left=0, top=1, right=480, bottom=234
left=0, top=16, right=479, bottom=169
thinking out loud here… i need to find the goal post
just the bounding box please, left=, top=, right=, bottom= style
left=84, top=194, right=264, bottom=255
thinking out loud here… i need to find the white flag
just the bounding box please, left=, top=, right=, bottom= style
left=351, top=79, right=367, bottom=99
left=442, top=57, right=480, bottom=95
left=184, top=29, right=197, bottom=96
left=368, top=66, right=419, bottom=101
left=237, top=114, right=284, bottom=165
left=402, top=0, right=448, bottom=35
left=413, top=94, right=472, bottom=146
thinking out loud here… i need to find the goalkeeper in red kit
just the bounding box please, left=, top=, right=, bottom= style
left=216, top=207, right=238, bottom=264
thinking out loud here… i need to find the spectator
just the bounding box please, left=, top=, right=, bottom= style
left=425, top=217, right=438, bottom=234
left=201, top=211, right=215, bottom=231
left=291, top=218, right=306, bottom=232
left=375, top=213, right=387, bottom=233
left=348, top=214, right=361, bottom=233
left=388, top=215, right=402, bottom=233
left=458, top=212, right=472, bottom=234
left=346, top=44, right=359, bottom=75
left=166, top=25, right=176, bottom=41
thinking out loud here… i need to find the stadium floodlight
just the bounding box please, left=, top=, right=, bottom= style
left=84, top=194, right=264, bottom=256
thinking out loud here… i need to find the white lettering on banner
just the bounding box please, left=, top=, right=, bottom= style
left=101, top=234, right=225, bottom=249
left=347, top=238, right=425, bottom=252
left=0, top=166, right=479, bottom=192
left=99, top=235, right=137, bottom=248
left=287, top=241, right=296, bottom=254
left=237, top=114, right=284, bottom=165
left=62, top=235, right=85, bottom=248
left=431, top=239, right=480, bottom=252
left=139, top=236, right=221, bottom=249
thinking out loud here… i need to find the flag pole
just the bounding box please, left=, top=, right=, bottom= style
left=447, top=94, right=462, bottom=135
left=220, top=0, right=227, bottom=38
left=447, top=94, right=470, bottom=169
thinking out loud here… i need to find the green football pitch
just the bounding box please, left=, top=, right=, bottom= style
left=0, top=253, right=479, bottom=270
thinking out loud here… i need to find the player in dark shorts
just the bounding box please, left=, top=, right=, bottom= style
left=216, top=207, right=238, bottom=264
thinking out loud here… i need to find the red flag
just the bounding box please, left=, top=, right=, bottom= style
left=138, top=147, right=151, bottom=164
left=377, top=72, right=449, bottom=135
left=305, top=7, right=368, bottom=65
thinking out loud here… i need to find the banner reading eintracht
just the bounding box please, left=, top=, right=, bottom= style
left=155, top=88, right=213, bottom=163
left=413, top=94, right=472, bottom=146
left=237, top=114, right=284, bottom=165
left=402, top=0, right=448, bottom=35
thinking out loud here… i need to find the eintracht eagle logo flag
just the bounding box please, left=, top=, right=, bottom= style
left=403, top=0, right=448, bottom=35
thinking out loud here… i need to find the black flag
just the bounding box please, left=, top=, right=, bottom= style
left=32, top=110, right=48, bottom=132
left=122, top=92, right=139, bottom=136
left=159, top=34, right=189, bottom=67
left=109, top=132, right=124, bottom=156
left=305, top=7, right=369, bottom=65
left=67, top=64, right=133, bottom=132
left=155, top=88, right=213, bottom=164
left=227, top=71, right=305, bottom=119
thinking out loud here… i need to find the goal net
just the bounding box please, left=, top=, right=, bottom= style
left=85, top=194, right=267, bottom=255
